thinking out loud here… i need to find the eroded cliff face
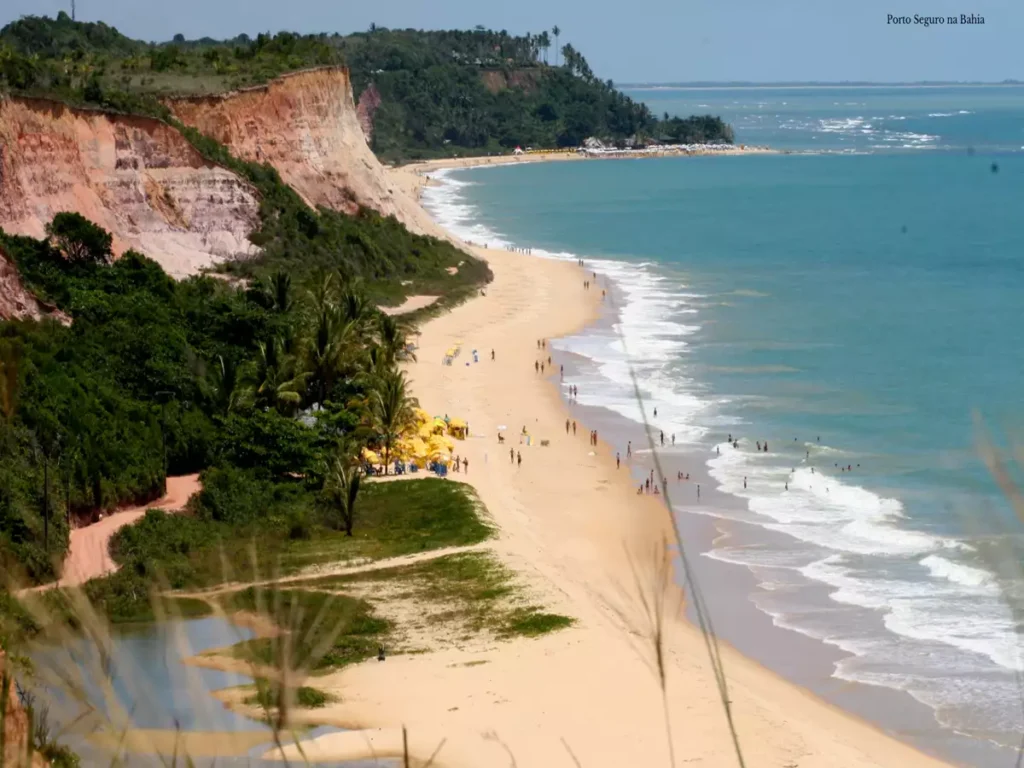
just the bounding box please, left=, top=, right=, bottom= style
left=1, top=650, right=47, bottom=767
left=167, top=68, right=413, bottom=227
left=0, top=97, right=261, bottom=278
left=0, top=247, right=69, bottom=324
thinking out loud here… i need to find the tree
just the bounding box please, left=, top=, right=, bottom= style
left=368, top=371, right=413, bottom=474
left=552, top=25, right=561, bottom=66
left=537, top=31, right=550, bottom=64
left=45, top=212, right=113, bottom=266
left=323, top=451, right=361, bottom=535
left=239, top=338, right=307, bottom=413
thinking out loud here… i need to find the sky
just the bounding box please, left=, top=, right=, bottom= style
left=1, top=0, right=1019, bottom=83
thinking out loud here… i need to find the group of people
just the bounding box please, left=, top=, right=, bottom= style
left=511, top=246, right=533, bottom=254
left=450, top=455, right=469, bottom=474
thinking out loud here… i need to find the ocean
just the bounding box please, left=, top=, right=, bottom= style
left=420, top=85, right=1024, bottom=765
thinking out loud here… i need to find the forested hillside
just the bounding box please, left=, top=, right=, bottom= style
left=0, top=14, right=733, bottom=161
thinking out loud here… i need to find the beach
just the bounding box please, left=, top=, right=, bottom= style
left=264, top=162, right=957, bottom=768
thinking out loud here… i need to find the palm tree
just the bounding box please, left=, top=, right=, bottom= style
left=368, top=371, right=414, bottom=474
left=376, top=314, right=415, bottom=365
left=552, top=26, right=561, bottom=66
left=208, top=355, right=244, bottom=415
left=305, top=305, right=357, bottom=407
left=270, top=271, right=293, bottom=314
left=240, top=338, right=308, bottom=412
left=323, top=452, right=361, bottom=536
left=537, top=31, right=550, bottom=64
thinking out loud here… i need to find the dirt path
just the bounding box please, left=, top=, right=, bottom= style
left=59, top=474, right=202, bottom=587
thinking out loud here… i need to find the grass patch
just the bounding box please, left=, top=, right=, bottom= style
left=225, top=588, right=389, bottom=672
left=299, top=551, right=573, bottom=641
left=74, top=478, right=491, bottom=624
left=277, top=479, right=493, bottom=572
left=245, top=684, right=333, bottom=710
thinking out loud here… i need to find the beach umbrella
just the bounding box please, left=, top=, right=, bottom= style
left=449, top=417, right=467, bottom=430
left=431, top=418, right=448, bottom=434
left=362, top=448, right=380, bottom=464
left=414, top=407, right=432, bottom=424
left=417, top=424, right=433, bottom=440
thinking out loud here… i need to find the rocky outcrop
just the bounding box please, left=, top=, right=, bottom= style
left=0, top=97, right=261, bottom=279
left=167, top=68, right=413, bottom=227
left=0, top=248, right=69, bottom=324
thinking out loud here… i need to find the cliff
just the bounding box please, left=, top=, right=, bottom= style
left=0, top=248, right=69, bottom=324
left=0, top=97, right=261, bottom=279
left=1, top=651, right=46, bottom=768
left=167, top=68, right=416, bottom=228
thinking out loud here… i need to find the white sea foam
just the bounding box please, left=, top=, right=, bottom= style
left=422, top=163, right=1024, bottom=748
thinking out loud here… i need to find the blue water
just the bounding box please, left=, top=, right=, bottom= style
left=627, top=84, right=1024, bottom=153
left=422, top=86, right=1024, bottom=761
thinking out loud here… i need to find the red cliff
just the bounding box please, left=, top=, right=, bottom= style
left=0, top=97, right=261, bottom=279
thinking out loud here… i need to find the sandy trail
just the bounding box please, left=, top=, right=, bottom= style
left=378, top=294, right=440, bottom=315
left=263, top=184, right=952, bottom=768
left=59, top=474, right=201, bottom=587
left=173, top=543, right=492, bottom=599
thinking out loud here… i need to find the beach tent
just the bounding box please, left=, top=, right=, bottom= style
left=448, top=417, right=468, bottom=439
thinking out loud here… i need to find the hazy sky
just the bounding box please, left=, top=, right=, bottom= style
left=2, top=0, right=1019, bottom=83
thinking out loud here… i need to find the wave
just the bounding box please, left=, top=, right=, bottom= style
left=421, top=161, right=1024, bottom=751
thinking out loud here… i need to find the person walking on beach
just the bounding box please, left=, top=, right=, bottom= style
left=764, top=442, right=769, bottom=452
left=697, top=484, right=701, bottom=499
left=756, top=441, right=761, bottom=451
left=548, top=356, right=551, bottom=366
left=572, top=420, right=577, bottom=435
left=594, top=429, right=599, bottom=445
left=565, top=418, right=571, bottom=434
left=616, top=453, right=621, bottom=469
left=517, top=451, right=522, bottom=467
left=560, top=364, right=564, bottom=380
left=660, top=431, right=665, bottom=446
left=743, top=476, right=747, bottom=489
left=491, top=349, right=495, bottom=361
left=645, top=478, right=650, bottom=493
left=672, top=434, right=675, bottom=445
left=627, top=441, right=632, bottom=458
left=654, top=407, right=658, bottom=417
left=463, top=457, right=468, bottom=473
left=534, top=361, right=539, bottom=374
left=510, top=447, right=514, bottom=463
left=541, top=363, right=545, bottom=374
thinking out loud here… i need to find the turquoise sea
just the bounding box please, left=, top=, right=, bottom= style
left=422, top=86, right=1024, bottom=763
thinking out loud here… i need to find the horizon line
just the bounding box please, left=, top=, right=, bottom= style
left=621, top=80, right=1022, bottom=89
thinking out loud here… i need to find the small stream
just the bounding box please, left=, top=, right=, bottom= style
left=30, top=616, right=391, bottom=767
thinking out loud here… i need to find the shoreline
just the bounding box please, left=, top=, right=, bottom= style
left=393, top=142, right=778, bottom=175
left=261, top=161, right=958, bottom=766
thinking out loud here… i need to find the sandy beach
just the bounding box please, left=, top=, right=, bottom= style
left=263, top=163, right=955, bottom=768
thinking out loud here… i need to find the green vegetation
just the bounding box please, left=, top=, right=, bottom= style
left=0, top=14, right=734, bottom=162
left=80, top=476, right=490, bottom=624
left=245, top=684, right=332, bottom=710
left=227, top=587, right=389, bottom=672
left=298, top=551, right=573, bottom=641
left=0, top=204, right=482, bottom=597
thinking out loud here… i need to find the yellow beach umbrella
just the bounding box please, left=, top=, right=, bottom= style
left=414, top=407, right=432, bottom=424
left=418, top=424, right=433, bottom=440
left=448, top=417, right=467, bottom=429
left=361, top=448, right=380, bottom=464
left=410, top=437, right=429, bottom=460
left=429, top=434, right=455, bottom=452
left=431, top=418, right=447, bottom=434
